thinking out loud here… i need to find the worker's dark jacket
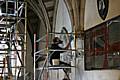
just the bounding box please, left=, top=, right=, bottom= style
left=49, top=44, right=64, bottom=65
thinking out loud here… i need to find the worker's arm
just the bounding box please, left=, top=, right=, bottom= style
left=64, top=34, right=74, bottom=49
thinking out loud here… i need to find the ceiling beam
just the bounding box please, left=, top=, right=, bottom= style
left=44, top=1, right=54, bottom=8
left=46, top=6, right=54, bottom=12
left=42, top=0, right=52, bottom=3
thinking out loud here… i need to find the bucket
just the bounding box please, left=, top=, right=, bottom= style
left=52, top=59, right=60, bottom=65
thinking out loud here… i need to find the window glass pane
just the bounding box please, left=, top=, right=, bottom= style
left=85, top=16, right=120, bottom=70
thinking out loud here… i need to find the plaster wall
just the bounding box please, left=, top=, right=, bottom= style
left=84, top=0, right=120, bottom=30
left=52, top=0, right=120, bottom=80
left=26, top=32, right=33, bottom=72
left=55, top=0, right=72, bottom=33
left=48, top=0, right=73, bottom=79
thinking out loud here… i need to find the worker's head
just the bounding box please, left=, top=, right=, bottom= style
left=53, top=37, right=63, bottom=44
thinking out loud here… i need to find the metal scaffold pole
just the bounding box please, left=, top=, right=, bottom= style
left=0, top=0, right=27, bottom=79
left=33, top=29, right=77, bottom=80
left=24, top=0, right=27, bottom=80
left=34, top=34, right=36, bottom=80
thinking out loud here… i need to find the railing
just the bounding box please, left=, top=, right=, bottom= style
left=33, top=32, right=78, bottom=80
left=0, top=0, right=27, bottom=80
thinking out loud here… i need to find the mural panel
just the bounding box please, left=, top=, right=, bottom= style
left=85, top=16, right=120, bottom=70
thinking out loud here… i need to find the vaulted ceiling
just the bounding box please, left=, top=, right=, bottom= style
left=27, top=0, right=57, bottom=34
left=27, top=0, right=85, bottom=37
left=0, top=0, right=85, bottom=42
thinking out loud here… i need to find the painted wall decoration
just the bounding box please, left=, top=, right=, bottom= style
left=60, top=27, right=72, bottom=64
left=60, top=27, right=69, bottom=48
left=84, top=0, right=120, bottom=30
left=97, top=0, right=109, bottom=20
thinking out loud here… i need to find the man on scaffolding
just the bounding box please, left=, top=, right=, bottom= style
left=49, top=36, right=73, bottom=80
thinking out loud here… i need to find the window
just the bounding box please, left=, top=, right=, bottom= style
left=85, top=16, right=120, bottom=70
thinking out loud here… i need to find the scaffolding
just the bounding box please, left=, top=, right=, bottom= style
left=0, top=0, right=27, bottom=80
left=33, top=27, right=80, bottom=80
